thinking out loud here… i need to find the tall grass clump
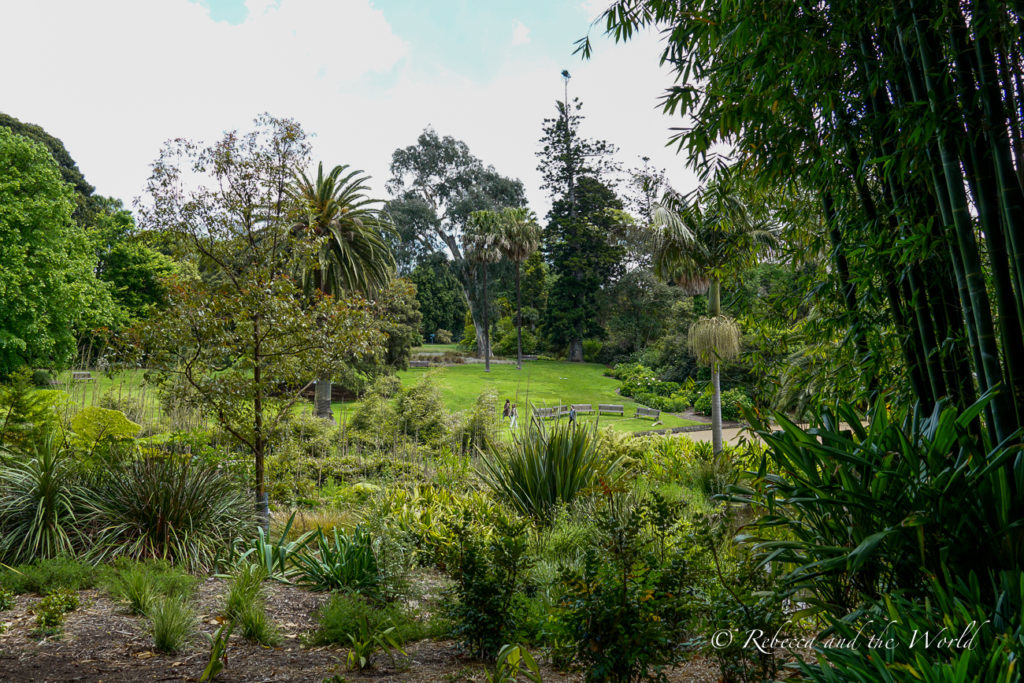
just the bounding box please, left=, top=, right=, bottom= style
left=224, top=564, right=279, bottom=645
left=85, top=456, right=253, bottom=571
left=150, top=596, right=196, bottom=652
left=478, top=421, right=620, bottom=523
left=0, top=432, right=84, bottom=564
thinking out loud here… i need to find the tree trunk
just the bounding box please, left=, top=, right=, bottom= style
left=253, top=320, right=269, bottom=531
left=709, top=279, right=723, bottom=456
left=313, top=372, right=335, bottom=421
left=515, top=263, right=524, bottom=370
left=482, top=264, right=490, bottom=372
left=568, top=339, right=583, bottom=362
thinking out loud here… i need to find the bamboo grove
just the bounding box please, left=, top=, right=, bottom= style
left=581, top=0, right=1024, bottom=444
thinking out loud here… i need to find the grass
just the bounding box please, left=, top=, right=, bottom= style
left=49, top=355, right=701, bottom=434
left=150, top=596, right=196, bottom=652
left=330, top=360, right=702, bottom=432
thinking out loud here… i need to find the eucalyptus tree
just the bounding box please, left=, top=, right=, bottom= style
left=650, top=171, right=776, bottom=454
left=497, top=207, right=542, bottom=369
left=464, top=210, right=504, bottom=371
left=289, top=162, right=396, bottom=420
left=387, top=129, right=526, bottom=354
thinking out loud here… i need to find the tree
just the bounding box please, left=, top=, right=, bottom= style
left=464, top=210, right=505, bottom=372
left=496, top=208, right=542, bottom=369
left=409, top=254, right=468, bottom=339
left=541, top=177, right=627, bottom=361
left=375, top=278, right=423, bottom=370
left=288, top=162, right=395, bottom=420
left=0, top=128, right=117, bottom=375
left=536, top=97, right=620, bottom=218
left=387, top=128, right=526, bottom=356
left=134, top=115, right=384, bottom=522
left=580, top=0, right=1024, bottom=442
left=650, top=170, right=776, bottom=454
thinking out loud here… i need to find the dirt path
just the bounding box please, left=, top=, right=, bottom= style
left=0, top=579, right=722, bottom=682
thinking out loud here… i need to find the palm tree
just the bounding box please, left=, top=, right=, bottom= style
left=465, top=210, right=504, bottom=372
left=650, top=170, right=776, bottom=454
left=497, top=207, right=541, bottom=370
left=289, top=162, right=396, bottom=420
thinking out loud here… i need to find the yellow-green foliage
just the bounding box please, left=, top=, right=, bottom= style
left=71, top=405, right=140, bottom=447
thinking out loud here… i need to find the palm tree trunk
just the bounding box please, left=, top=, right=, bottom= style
left=515, top=262, right=524, bottom=370
left=314, top=372, right=335, bottom=421
left=709, top=278, right=723, bottom=456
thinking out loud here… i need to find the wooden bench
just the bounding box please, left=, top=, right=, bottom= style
left=636, top=406, right=661, bottom=420
left=598, top=404, right=624, bottom=416
left=408, top=360, right=432, bottom=368
left=533, top=406, right=559, bottom=419
left=71, top=371, right=96, bottom=382
left=571, top=404, right=594, bottom=415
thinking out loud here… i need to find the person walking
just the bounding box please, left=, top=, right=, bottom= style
left=568, top=405, right=577, bottom=427
left=509, top=403, right=518, bottom=430
left=503, top=399, right=511, bottom=422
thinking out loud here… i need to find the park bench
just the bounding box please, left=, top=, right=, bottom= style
left=636, top=406, right=661, bottom=420
left=408, top=360, right=432, bottom=368
left=598, top=404, right=624, bottom=416
left=571, top=404, right=594, bottom=415
left=533, top=406, right=559, bottom=419
left=71, top=371, right=95, bottom=382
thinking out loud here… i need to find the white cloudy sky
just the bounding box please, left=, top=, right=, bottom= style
left=0, top=0, right=699, bottom=217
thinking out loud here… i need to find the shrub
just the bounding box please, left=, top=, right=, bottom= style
left=314, top=593, right=438, bottom=646
left=104, top=560, right=196, bottom=615
left=582, top=339, right=603, bottom=363
left=434, top=328, right=453, bottom=344
left=292, top=526, right=381, bottom=593
left=0, top=556, right=97, bottom=594
left=33, top=587, right=80, bottom=634
left=31, top=369, right=53, bottom=387
left=346, top=615, right=405, bottom=671
left=396, top=373, right=449, bottom=443
left=0, top=433, right=84, bottom=565
left=719, top=388, right=752, bottom=422
left=460, top=388, right=500, bottom=455
left=478, top=422, right=620, bottom=524
left=554, top=492, right=685, bottom=682
left=0, top=586, right=14, bottom=611
left=444, top=515, right=532, bottom=659
left=150, top=596, right=196, bottom=652
left=85, top=457, right=253, bottom=571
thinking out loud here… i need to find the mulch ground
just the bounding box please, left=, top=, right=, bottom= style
left=0, top=579, right=722, bottom=682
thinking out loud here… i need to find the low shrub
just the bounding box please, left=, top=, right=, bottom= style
left=85, top=456, right=253, bottom=571
left=0, top=586, right=13, bottom=611
left=444, top=515, right=532, bottom=659
left=313, top=593, right=439, bottom=646
left=150, top=596, right=196, bottom=653
left=33, top=587, right=80, bottom=633
left=434, top=328, right=453, bottom=344
left=0, top=557, right=97, bottom=595
left=553, top=491, right=686, bottom=682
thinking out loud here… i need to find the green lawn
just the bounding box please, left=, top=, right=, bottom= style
left=333, top=360, right=701, bottom=433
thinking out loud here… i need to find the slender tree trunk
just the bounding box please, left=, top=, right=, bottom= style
left=709, top=278, right=723, bottom=456
left=515, top=262, right=524, bottom=370
left=483, top=264, right=490, bottom=372
left=253, top=320, right=269, bottom=531
left=314, top=372, right=335, bottom=421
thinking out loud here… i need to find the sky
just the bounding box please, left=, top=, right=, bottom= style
left=1, top=0, right=699, bottom=218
